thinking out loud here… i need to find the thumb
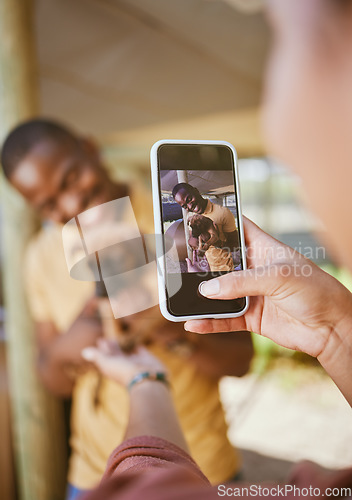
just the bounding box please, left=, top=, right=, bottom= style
left=199, top=265, right=294, bottom=300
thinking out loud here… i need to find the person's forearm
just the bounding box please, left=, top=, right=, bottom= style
left=224, top=231, right=239, bottom=251
left=125, top=380, right=189, bottom=453
left=49, top=317, right=102, bottom=364
left=318, top=316, right=352, bottom=406
left=39, top=316, right=102, bottom=396
left=37, top=354, right=74, bottom=397
left=188, top=331, right=254, bottom=379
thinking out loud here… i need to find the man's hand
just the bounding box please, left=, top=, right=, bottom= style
left=116, top=305, right=253, bottom=380
left=185, top=218, right=352, bottom=403
left=36, top=296, right=103, bottom=397
left=224, top=229, right=239, bottom=252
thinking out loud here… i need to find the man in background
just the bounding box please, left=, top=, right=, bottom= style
left=1, top=119, right=253, bottom=499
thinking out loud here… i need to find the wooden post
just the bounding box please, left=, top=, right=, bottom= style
left=0, top=1, right=67, bottom=499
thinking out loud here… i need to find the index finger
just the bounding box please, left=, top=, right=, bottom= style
left=184, top=316, right=247, bottom=334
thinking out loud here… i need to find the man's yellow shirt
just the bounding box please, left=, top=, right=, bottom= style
left=24, top=184, right=241, bottom=487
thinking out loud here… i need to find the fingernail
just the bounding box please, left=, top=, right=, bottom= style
left=199, top=279, right=220, bottom=297
left=184, top=323, right=190, bottom=332
left=82, top=348, right=95, bottom=361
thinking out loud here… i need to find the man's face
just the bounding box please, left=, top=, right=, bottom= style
left=174, top=187, right=204, bottom=214
left=10, top=138, right=114, bottom=224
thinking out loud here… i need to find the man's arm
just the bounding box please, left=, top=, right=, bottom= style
left=187, top=330, right=253, bottom=379
left=36, top=321, right=74, bottom=397
left=35, top=298, right=102, bottom=397
left=218, top=205, right=239, bottom=251
left=223, top=230, right=239, bottom=251
left=153, top=321, right=253, bottom=380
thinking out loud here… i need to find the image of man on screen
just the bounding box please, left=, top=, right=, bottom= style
left=172, top=182, right=239, bottom=252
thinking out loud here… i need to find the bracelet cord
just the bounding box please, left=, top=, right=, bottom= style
left=127, top=371, right=170, bottom=391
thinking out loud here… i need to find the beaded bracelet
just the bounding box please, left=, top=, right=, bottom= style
left=127, top=371, right=170, bottom=392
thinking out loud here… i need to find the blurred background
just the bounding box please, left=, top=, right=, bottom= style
left=0, top=0, right=351, bottom=499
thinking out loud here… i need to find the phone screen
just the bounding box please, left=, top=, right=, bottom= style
left=157, top=143, right=246, bottom=317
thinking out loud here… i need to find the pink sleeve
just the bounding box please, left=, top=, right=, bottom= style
left=84, top=436, right=352, bottom=500
left=102, top=435, right=210, bottom=484
left=81, top=436, right=212, bottom=500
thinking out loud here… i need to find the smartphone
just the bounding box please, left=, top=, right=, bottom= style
left=151, top=140, right=249, bottom=322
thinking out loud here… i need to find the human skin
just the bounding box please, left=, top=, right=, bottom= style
left=9, top=138, right=128, bottom=396
left=174, top=186, right=208, bottom=215
left=263, top=0, right=352, bottom=269
left=185, top=218, right=352, bottom=406
left=8, top=136, right=253, bottom=396
left=77, top=2, right=352, bottom=494
left=83, top=339, right=352, bottom=500
left=82, top=340, right=189, bottom=451
left=174, top=186, right=238, bottom=251
left=10, top=138, right=128, bottom=225
left=79, top=2, right=352, bottom=496
left=185, top=0, right=352, bottom=406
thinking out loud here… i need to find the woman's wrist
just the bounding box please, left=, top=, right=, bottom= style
left=127, top=371, right=170, bottom=391
left=125, top=377, right=189, bottom=451
left=128, top=378, right=171, bottom=396
left=318, top=314, right=352, bottom=405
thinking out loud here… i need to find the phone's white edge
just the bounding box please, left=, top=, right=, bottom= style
left=150, top=139, right=249, bottom=322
